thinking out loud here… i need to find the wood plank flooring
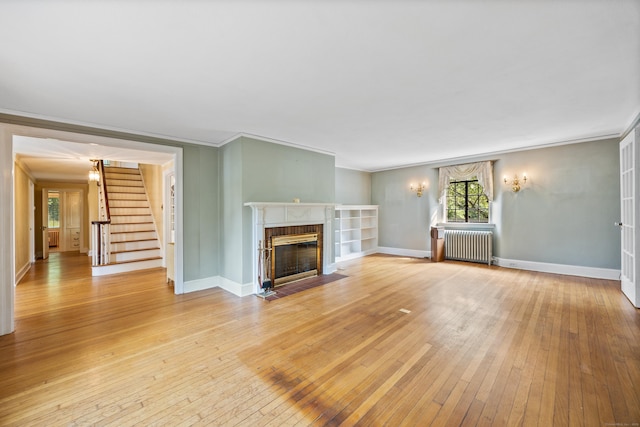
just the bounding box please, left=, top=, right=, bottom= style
left=0, top=252, right=639, bottom=426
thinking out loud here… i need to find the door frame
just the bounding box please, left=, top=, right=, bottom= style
left=1, top=122, right=184, bottom=336
left=29, top=180, right=35, bottom=263
left=42, top=188, right=84, bottom=254
left=41, top=188, right=51, bottom=259
left=620, top=127, right=639, bottom=307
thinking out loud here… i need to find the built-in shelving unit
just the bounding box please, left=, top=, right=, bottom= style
left=335, top=205, right=379, bottom=261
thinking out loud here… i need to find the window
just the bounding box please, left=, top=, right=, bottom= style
left=47, top=192, right=60, bottom=228
left=447, top=179, right=489, bottom=223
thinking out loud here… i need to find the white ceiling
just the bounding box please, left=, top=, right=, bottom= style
left=2, top=1, right=639, bottom=172
left=13, top=136, right=174, bottom=181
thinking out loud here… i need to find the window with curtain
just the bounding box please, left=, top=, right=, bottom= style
left=439, top=161, right=494, bottom=224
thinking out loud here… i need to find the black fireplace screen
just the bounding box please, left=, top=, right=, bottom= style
left=274, top=241, right=318, bottom=280
left=270, top=232, right=320, bottom=285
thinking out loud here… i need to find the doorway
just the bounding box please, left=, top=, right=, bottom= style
left=43, top=189, right=82, bottom=256
left=1, top=123, right=184, bottom=336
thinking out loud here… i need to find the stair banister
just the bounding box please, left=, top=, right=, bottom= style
left=92, top=160, right=111, bottom=266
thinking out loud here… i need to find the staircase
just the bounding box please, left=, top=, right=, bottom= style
left=91, top=165, right=163, bottom=276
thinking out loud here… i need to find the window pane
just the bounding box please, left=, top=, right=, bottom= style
left=446, top=180, right=489, bottom=224
left=48, top=193, right=60, bottom=228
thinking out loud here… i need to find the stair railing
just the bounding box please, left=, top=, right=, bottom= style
left=92, top=160, right=111, bottom=266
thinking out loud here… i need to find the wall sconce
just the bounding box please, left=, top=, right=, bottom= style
left=88, top=160, right=100, bottom=183
left=504, top=173, right=527, bottom=192
left=410, top=182, right=426, bottom=197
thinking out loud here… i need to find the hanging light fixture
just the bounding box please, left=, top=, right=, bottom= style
left=88, top=160, right=100, bottom=182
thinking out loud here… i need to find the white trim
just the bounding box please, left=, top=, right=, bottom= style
left=7, top=120, right=184, bottom=292
left=493, top=257, right=620, bottom=280
left=182, top=275, right=254, bottom=297
left=377, top=247, right=430, bottom=259
left=436, top=223, right=496, bottom=230
left=245, top=202, right=336, bottom=295
left=621, top=109, right=640, bottom=140
left=0, top=108, right=218, bottom=147
left=372, top=132, right=621, bottom=173
left=183, top=276, right=219, bottom=294
left=15, top=261, right=31, bottom=286
left=217, top=276, right=254, bottom=297
left=219, top=133, right=336, bottom=157
left=324, top=262, right=338, bottom=274
left=1, top=127, right=16, bottom=335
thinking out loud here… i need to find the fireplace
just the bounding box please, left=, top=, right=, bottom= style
left=245, top=202, right=336, bottom=295
left=265, top=224, right=323, bottom=286
left=271, top=233, right=320, bottom=286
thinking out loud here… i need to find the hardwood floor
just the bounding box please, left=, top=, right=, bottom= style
left=1, top=252, right=639, bottom=426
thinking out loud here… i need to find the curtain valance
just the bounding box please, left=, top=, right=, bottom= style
left=438, top=161, right=494, bottom=201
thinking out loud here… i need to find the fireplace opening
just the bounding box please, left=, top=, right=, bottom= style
left=271, top=233, right=320, bottom=286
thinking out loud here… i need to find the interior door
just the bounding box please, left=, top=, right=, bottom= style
left=41, top=189, right=49, bottom=260
left=63, top=191, right=81, bottom=252
left=620, top=129, right=639, bottom=307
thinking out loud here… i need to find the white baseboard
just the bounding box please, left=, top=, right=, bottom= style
left=183, top=275, right=254, bottom=297
left=183, top=276, right=219, bottom=293
left=217, top=276, right=254, bottom=297
left=325, top=263, right=338, bottom=274
left=15, top=261, right=31, bottom=285
left=185, top=269, right=345, bottom=297
left=377, top=247, right=430, bottom=259
left=373, top=248, right=619, bottom=280
left=494, top=257, right=620, bottom=280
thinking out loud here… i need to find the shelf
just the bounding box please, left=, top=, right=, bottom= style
left=335, top=205, right=378, bottom=262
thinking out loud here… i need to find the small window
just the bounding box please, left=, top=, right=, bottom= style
left=48, top=192, right=60, bottom=228
left=447, top=179, right=489, bottom=223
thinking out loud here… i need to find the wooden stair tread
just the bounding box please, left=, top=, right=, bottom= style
left=109, top=256, right=162, bottom=265
left=111, top=247, right=161, bottom=254
left=111, top=238, right=159, bottom=244
left=111, top=221, right=154, bottom=225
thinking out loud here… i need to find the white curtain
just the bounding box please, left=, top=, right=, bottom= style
left=438, top=161, right=494, bottom=201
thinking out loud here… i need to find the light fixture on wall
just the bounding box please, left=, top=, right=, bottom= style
left=410, top=182, right=426, bottom=197
left=88, top=160, right=100, bottom=183
left=504, top=173, right=527, bottom=192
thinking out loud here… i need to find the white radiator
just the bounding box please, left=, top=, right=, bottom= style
left=48, top=229, right=60, bottom=247
left=444, top=230, right=492, bottom=265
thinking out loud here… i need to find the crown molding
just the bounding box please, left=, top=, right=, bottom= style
left=371, top=132, right=622, bottom=172
left=218, top=132, right=336, bottom=157
left=620, top=109, right=640, bottom=140
left=0, top=110, right=217, bottom=148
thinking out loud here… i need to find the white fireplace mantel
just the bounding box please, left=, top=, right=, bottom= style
left=245, top=202, right=337, bottom=294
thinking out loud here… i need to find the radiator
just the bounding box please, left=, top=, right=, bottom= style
left=48, top=229, right=60, bottom=247
left=444, top=230, right=492, bottom=265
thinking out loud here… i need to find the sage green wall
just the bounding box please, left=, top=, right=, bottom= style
left=220, top=140, right=244, bottom=285
left=372, top=165, right=438, bottom=251
left=220, top=136, right=336, bottom=285
left=240, top=137, right=335, bottom=204
left=182, top=144, right=220, bottom=281
left=335, top=168, right=372, bottom=205
left=494, top=138, right=620, bottom=268
left=372, top=138, right=621, bottom=269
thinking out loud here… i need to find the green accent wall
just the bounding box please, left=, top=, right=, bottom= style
left=335, top=168, right=372, bottom=205
left=182, top=144, right=220, bottom=281
left=372, top=138, right=621, bottom=269
left=221, top=136, right=336, bottom=285
left=493, top=138, right=620, bottom=268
